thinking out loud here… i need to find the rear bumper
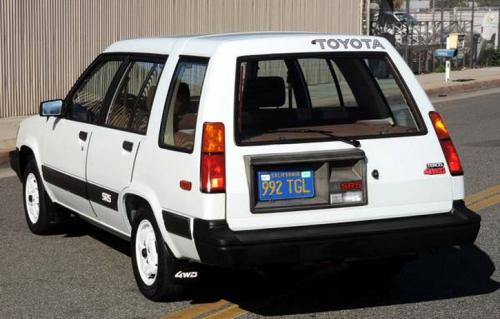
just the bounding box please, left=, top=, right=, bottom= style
left=9, top=149, right=21, bottom=179
left=193, top=201, right=480, bottom=268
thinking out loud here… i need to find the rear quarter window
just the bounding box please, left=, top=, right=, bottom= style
left=235, top=53, right=425, bottom=145
left=159, top=57, right=209, bottom=152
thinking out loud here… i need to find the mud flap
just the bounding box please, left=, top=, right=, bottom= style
left=170, top=258, right=202, bottom=285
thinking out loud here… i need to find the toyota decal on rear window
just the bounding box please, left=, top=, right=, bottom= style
left=312, top=38, right=386, bottom=50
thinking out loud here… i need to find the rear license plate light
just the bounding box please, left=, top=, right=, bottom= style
left=342, top=190, right=364, bottom=203
left=330, top=190, right=364, bottom=204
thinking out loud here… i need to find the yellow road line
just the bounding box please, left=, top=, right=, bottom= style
left=465, top=184, right=500, bottom=206
left=160, top=300, right=229, bottom=319
left=203, top=304, right=247, bottom=319
left=468, top=193, right=500, bottom=212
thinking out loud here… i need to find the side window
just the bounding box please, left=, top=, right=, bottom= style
left=366, top=58, right=417, bottom=128
left=160, top=58, right=208, bottom=152
left=329, top=60, right=357, bottom=107
left=68, top=60, right=122, bottom=123
left=256, top=59, right=296, bottom=108
left=106, top=61, right=164, bottom=134
left=298, top=58, right=341, bottom=108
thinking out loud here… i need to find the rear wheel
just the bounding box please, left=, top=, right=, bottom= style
left=22, top=159, right=54, bottom=234
left=131, top=207, right=184, bottom=301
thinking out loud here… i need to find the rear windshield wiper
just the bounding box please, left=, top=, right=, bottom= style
left=267, top=128, right=361, bottom=147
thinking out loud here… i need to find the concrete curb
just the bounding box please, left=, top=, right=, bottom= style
left=424, top=78, right=500, bottom=97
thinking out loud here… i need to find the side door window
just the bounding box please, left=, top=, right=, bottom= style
left=160, top=57, right=209, bottom=152
left=105, top=60, right=164, bottom=134
left=67, top=60, right=123, bottom=123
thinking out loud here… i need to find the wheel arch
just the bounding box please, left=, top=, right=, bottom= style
left=121, top=188, right=183, bottom=258
left=19, top=145, right=36, bottom=177
left=124, top=193, right=152, bottom=226
left=16, top=140, right=56, bottom=200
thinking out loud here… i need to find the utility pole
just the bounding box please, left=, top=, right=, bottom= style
left=497, top=5, right=500, bottom=50
left=431, top=0, right=436, bottom=71
left=470, top=0, right=475, bottom=68
left=406, top=0, right=411, bottom=63
left=440, top=0, right=445, bottom=48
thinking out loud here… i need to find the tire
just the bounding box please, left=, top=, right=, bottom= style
left=131, top=207, right=184, bottom=301
left=22, top=158, right=54, bottom=234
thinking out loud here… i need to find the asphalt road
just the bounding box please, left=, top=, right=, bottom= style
left=0, top=91, right=499, bottom=319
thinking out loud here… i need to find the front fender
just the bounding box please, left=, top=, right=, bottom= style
left=16, top=117, right=57, bottom=200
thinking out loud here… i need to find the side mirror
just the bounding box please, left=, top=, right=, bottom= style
left=40, top=99, right=63, bottom=117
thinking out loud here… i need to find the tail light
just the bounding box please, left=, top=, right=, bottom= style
left=429, top=112, right=463, bottom=176
left=201, top=122, right=225, bottom=193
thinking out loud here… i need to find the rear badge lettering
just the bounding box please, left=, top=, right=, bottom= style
left=424, top=162, right=446, bottom=175
left=312, top=38, right=385, bottom=50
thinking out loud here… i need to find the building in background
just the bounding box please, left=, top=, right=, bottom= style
left=370, top=0, right=500, bottom=73
left=402, top=0, right=431, bottom=11
left=0, top=0, right=366, bottom=118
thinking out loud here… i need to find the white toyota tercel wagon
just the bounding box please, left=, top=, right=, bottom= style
left=10, top=32, right=480, bottom=300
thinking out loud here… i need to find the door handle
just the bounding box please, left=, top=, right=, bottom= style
left=122, top=141, right=133, bottom=152
left=78, top=131, right=88, bottom=142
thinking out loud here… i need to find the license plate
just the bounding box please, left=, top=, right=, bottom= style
left=257, top=170, right=315, bottom=201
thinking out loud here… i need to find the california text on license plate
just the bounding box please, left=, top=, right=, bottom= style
left=257, top=170, right=315, bottom=201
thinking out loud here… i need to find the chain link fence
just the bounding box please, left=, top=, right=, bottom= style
left=368, top=0, right=500, bottom=73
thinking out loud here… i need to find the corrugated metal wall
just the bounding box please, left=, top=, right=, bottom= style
left=0, top=0, right=363, bottom=118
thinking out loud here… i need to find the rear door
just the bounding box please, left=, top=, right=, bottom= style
left=85, top=56, right=166, bottom=233
left=42, top=57, right=124, bottom=217
left=226, top=53, right=452, bottom=231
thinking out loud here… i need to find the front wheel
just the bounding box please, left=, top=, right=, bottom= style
left=131, top=208, right=184, bottom=301
left=22, top=159, right=54, bottom=234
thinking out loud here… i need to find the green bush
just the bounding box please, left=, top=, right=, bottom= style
left=434, top=64, right=446, bottom=73
left=490, top=50, right=500, bottom=66
left=481, top=49, right=500, bottom=67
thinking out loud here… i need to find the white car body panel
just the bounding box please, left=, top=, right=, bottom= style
left=86, top=126, right=144, bottom=233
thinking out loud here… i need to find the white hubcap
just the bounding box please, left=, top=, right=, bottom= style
left=25, top=173, right=40, bottom=224
left=135, top=219, right=158, bottom=286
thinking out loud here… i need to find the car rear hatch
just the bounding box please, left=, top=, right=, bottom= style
left=225, top=51, right=454, bottom=231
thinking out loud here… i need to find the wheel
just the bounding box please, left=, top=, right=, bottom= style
left=22, top=158, right=54, bottom=234
left=131, top=207, right=183, bottom=301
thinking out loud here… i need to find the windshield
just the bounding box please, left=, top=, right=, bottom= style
left=235, top=53, right=424, bottom=145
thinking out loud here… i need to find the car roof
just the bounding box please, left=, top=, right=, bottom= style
left=104, top=32, right=391, bottom=57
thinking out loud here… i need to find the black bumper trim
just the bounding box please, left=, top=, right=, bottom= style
left=193, top=201, right=480, bottom=268
left=163, top=211, right=192, bottom=239
left=9, top=149, right=21, bottom=179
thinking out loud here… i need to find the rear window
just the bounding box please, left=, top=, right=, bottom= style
left=235, top=53, right=424, bottom=145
